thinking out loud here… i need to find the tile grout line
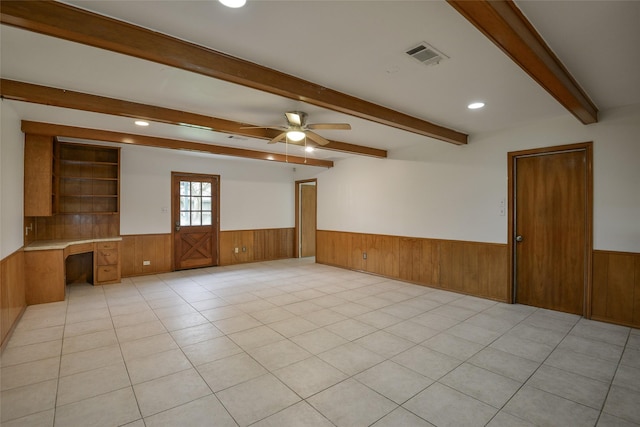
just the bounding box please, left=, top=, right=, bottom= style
left=593, top=326, right=632, bottom=426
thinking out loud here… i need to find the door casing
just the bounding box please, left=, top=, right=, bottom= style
left=507, top=142, right=593, bottom=317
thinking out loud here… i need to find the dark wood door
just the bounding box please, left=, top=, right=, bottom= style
left=172, top=173, right=219, bottom=270
left=514, top=149, right=588, bottom=314
left=301, top=184, right=317, bottom=257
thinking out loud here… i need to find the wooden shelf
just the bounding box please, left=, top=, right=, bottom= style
left=61, top=176, right=118, bottom=181
left=55, top=212, right=119, bottom=215
left=57, top=142, right=120, bottom=216
left=60, top=160, right=118, bottom=166
left=59, top=195, right=118, bottom=200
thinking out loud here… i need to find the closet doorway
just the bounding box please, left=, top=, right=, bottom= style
left=295, top=180, right=317, bottom=258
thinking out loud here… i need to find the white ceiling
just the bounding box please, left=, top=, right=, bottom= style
left=1, top=0, right=638, bottom=163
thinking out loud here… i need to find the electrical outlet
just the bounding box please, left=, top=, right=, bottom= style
left=499, top=207, right=506, bottom=216
left=242, top=246, right=246, bottom=252
left=234, top=247, right=239, bottom=254
left=143, top=260, right=151, bottom=266
left=363, top=252, right=367, bottom=260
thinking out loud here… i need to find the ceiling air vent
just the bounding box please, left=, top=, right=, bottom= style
left=406, top=42, right=448, bottom=67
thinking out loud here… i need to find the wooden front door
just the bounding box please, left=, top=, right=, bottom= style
left=301, top=183, right=317, bottom=257
left=510, top=143, right=592, bottom=315
left=172, top=173, right=219, bottom=270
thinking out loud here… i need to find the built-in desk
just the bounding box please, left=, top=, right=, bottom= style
left=24, top=237, right=122, bottom=305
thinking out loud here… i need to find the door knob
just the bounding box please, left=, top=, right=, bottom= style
left=175, top=221, right=181, bottom=232
left=515, top=235, right=523, bottom=242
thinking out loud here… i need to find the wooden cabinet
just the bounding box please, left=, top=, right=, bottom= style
left=24, top=138, right=120, bottom=216
left=58, top=142, right=120, bottom=214
left=24, top=250, right=65, bottom=304
left=95, top=241, right=121, bottom=284
left=24, top=136, right=121, bottom=241
left=25, top=239, right=123, bottom=304
left=24, top=134, right=55, bottom=216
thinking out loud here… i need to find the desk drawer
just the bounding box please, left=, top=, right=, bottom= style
left=67, top=242, right=94, bottom=256
left=97, top=266, right=118, bottom=283
left=96, top=242, right=118, bottom=251
left=97, top=248, right=119, bottom=266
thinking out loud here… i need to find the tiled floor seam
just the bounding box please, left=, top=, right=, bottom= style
left=592, top=326, right=632, bottom=426
left=451, top=306, right=571, bottom=426
left=489, top=310, right=620, bottom=426
left=107, top=284, right=149, bottom=427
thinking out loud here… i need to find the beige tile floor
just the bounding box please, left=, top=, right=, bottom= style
left=1, top=258, right=639, bottom=427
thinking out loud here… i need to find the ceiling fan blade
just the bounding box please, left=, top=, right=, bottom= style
left=307, top=123, right=352, bottom=130
left=268, top=132, right=287, bottom=144
left=285, top=111, right=303, bottom=126
left=240, top=125, right=284, bottom=130
left=305, top=131, right=331, bottom=146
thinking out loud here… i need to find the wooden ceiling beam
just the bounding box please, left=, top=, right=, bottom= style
left=1, top=0, right=467, bottom=145
left=448, top=0, right=598, bottom=124
left=21, top=121, right=333, bottom=168
left=1, top=79, right=386, bottom=158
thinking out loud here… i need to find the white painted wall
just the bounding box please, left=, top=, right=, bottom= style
left=118, top=144, right=296, bottom=234
left=0, top=101, right=24, bottom=258
left=304, top=104, right=640, bottom=252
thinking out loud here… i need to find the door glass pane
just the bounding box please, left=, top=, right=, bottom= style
left=202, top=212, right=212, bottom=225
left=180, top=197, right=190, bottom=211
left=180, top=211, right=190, bottom=226
left=202, top=182, right=212, bottom=196
left=177, top=179, right=214, bottom=228
left=180, top=181, right=190, bottom=196
left=202, top=197, right=211, bottom=210
left=191, top=211, right=201, bottom=226
left=190, top=197, right=201, bottom=211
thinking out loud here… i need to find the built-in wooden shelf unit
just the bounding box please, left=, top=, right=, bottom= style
left=57, top=142, right=120, bottom=215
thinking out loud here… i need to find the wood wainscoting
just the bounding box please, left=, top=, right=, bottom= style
left=592, top=250, right=640, bottom=328
left=121, top=228, right=295, bottom=275
left=220, top=228, right=294, bottom=266
left=121, top=234, right=173, bottom=277
left=317, top=230, right=509, bottom=302
left=1, top=249, right=26, bottom=348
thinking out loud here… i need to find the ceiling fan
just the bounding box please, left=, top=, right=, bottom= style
left=246, top=111, right=351, bottom=146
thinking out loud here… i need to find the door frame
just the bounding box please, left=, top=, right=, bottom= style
left=507, top=142, right=593, bottom=317
left=294, top=179, right=317, bottom=258
left=171, top=171, right=221, bottom=270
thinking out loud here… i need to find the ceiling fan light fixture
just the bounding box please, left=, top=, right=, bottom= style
left=134, top=120, right=149, bottom=126
left=286, top=130, right=305, bottom=142
left=219, top=0, right=246, bottom=8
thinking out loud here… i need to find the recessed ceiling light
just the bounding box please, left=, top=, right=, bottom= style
left=468, top=102, right=485, bottom=110
left=305, top=146, right=315, bottom=153
left=134, top=120, right=149, bottom=126
left=219, top=0, right=246, bottom=8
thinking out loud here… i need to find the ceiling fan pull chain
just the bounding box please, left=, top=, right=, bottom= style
left=285, top=134, right=289, bottom=163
